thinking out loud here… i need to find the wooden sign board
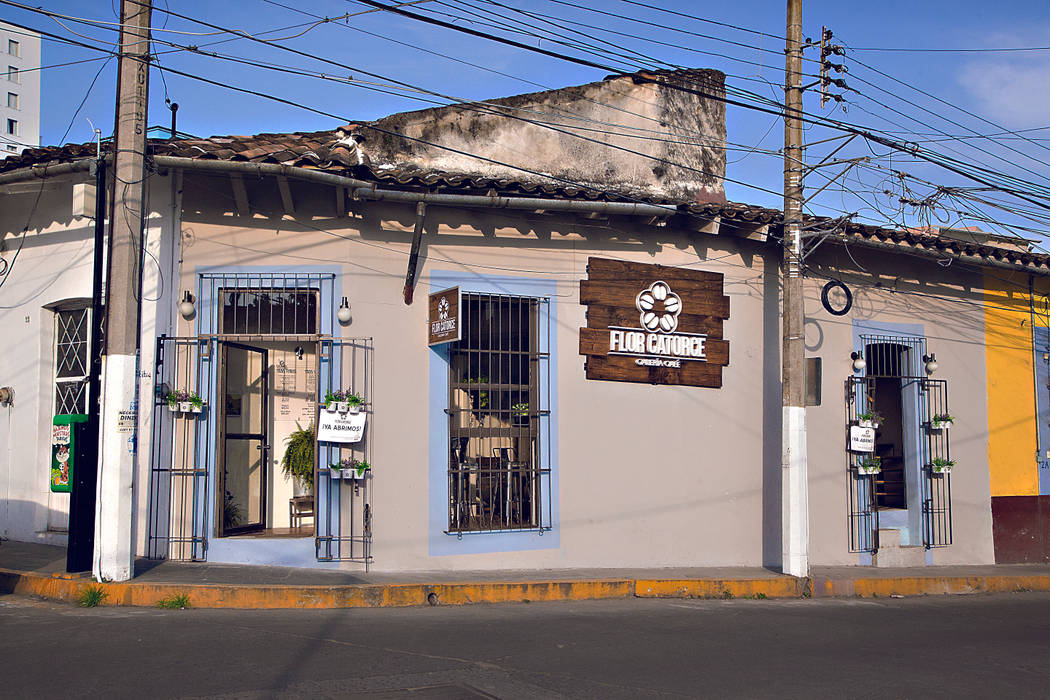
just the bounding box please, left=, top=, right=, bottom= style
left=428, top=286, right=462, bottom=346
left=578, top=257, right=730, bottom=388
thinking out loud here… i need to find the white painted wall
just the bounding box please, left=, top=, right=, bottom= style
left=0, top=175, right=95, bottom=544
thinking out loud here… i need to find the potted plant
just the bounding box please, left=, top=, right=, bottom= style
left=857, top=456, right=881, bottom=475
left=511, top=402, right=529, bottom=426
left=350, top=459, right=371, bottom=479
left=930, top=457, right=955, bottom=475
left=281, top=422, right=315, bottom=494
left=930, top=413, right=954, bottom=430
left=166, top=389, right=202, bottom=413
left=323, top=389, right=364, bottom=413
left=857, top=411, right=883, bottom=429
left=328, top=457, right=370, bottom=480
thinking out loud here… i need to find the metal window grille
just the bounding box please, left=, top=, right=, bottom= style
left=446, top=293, right=551, bottom=534
left=315, top=338, right=374, bottom=564
left=199, top=272, right=334, bottom=338
left=147, top=336, right=210, bottom=561
left=54, top=308, right=90, bottom=415
left=860, top=334, right=926, bottom=379
left=922, top=379, right=953, bottom=547
left=845, top=376, right=878, bottom=553
left=846, top=334, right=953, bottom=552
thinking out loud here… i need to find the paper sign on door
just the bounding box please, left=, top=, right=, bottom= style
left=317, top=410, right=366, bottom=444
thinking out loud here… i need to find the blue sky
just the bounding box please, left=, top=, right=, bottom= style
left=4, top=0, right=1050, bottom=234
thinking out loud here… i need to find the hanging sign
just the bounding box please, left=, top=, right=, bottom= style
left=849, top=425, right=875, bottom=453
left=579, top=258, right=730, bottom=388
left=428, top=286, right=462, bottom=346
left=317, top=409, right=367, bottom=444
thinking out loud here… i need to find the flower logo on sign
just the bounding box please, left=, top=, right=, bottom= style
left=438, top=296, right=450, bottom=320
left=635, top=281, right=682, bottom=333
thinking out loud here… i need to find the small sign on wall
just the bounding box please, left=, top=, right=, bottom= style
left=428, top=286, right=461, bottom=346
left=317, top=409, right=367, bottom=444
left=849, top=425, right=875, bottom=452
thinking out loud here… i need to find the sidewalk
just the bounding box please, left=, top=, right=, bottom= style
left=3, top=540, right=1049, bottom=609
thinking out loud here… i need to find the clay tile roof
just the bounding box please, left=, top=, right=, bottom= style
left=3, top=126, right=1049, bottom=273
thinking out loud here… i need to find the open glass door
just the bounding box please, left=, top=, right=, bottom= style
left=218, top=341, right=269, bottom=536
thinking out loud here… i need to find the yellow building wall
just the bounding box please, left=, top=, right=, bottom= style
left=984, top=271, right=1040, bottom=497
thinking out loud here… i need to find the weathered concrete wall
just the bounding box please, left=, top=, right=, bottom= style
left=367, top=70, right=727, bottom=203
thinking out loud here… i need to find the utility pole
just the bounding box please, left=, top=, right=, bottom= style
left=782, top=0, right=809, bottom=578
left=95, top=0, right=152, bottom=582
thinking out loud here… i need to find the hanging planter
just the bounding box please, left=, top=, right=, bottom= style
left=856, top=456, right=881, bottom=475
left=856, top=411, right=883, bottom=430
left=166, top=390, right=203, bottom=414
left=930, top=458, right=955, bottom=475
left=330, top=457, right=370, bottom=480
left=929, top=413, right=954, bottom=431
left=323, top=389, right=364, bottom=413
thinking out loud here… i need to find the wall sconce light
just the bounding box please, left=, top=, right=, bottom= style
left=923, top=353, right=938, bottom=375
left=337, top=296, right=352, bottom=325
left=178, top=291, right=196, bottom=320
left=850, top=351, right=866, bottom=372
left=0, top=386, right=13, bottom=406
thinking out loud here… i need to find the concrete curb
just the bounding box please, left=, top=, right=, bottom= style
left=4, top=567, right=1050, bottom=609
left=811, top=574, right=1050, bottom=598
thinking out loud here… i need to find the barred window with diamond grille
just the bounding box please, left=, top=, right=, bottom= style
left=54, top=307, right=90, bottom=415
left=447, top=293, right=549, bottom=533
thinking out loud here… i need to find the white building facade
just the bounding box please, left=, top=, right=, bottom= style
left=1, top=21, right=40, bottom=159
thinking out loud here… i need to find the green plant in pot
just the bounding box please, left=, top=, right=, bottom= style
left=930, top=413, right=954, bottom=430
left=857, top=411, right=883, bottom=429
left=931, top=457, right=956, bottom=474
left=857, top=456, right=881, bottom=475
left=282, top=422, right=315, bottom=493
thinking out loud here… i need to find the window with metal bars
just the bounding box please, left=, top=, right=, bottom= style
left=447, top=293, right=547, bottom=533
left=54, top=307, right=90, bottom=415
left=219, top=288, right=318, bottom=335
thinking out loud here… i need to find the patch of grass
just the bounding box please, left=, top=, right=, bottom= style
left=156, top=593, right=191, bottom=609
left=1014, top=586, right=1032, bottom=593
left=78, top=584, right=107, bottom=608
left=720, top=590, right=735, bottom=599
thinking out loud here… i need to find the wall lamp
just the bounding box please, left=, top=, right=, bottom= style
left=337, top=296, right=352, bottom=325
left=850, top=351, right=866, bottom=372
left=178, top=291, right=196, bottom=320
left=923, top=353, right=939, bottom=375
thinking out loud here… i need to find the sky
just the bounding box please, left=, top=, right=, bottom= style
left=3, top=0, right=1050, bottom=240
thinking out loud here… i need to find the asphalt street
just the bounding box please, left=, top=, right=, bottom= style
left=1, top=591, right=1049, bottom=699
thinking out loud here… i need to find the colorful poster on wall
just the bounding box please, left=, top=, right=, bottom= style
left=317, top=409, right=367, bottom=443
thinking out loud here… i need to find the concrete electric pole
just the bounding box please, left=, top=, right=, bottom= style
left=95, top=0, right=152, bottom=582
left=782, top=0, right=810, bottom=578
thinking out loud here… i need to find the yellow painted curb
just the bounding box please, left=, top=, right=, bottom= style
left=0, top=568, right=634, bottom=609
left=635, top=577, right=808, bottom=599
left=5, top=567, right=1050, bottom=609
left=812, top=574, right=1050, bottom=598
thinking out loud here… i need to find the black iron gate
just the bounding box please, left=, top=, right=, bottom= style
left=922, top=378, right=953, bottom=547
left=146, top=336, right=212, bottom=561
left=845, top=376, right=878, bottom=553
left=315, top=337, right=374, bottom=565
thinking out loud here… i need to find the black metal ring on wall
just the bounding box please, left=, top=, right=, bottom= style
left=821, top=280, right=853, bottom=316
